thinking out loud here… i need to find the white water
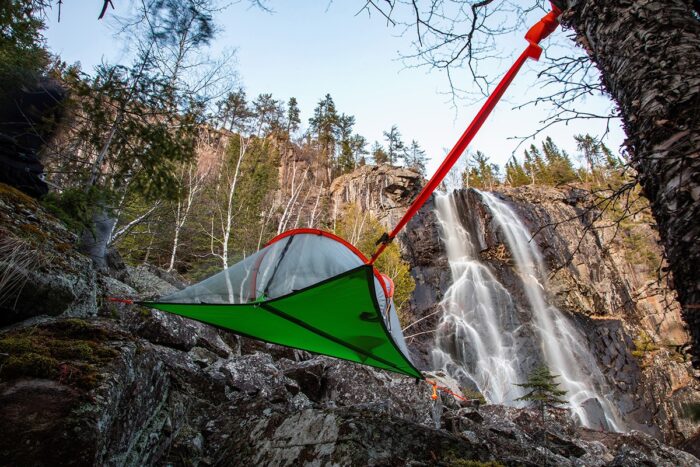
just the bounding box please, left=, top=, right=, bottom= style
left=433, top=190, right=624, bottom=431
left=432, top=194, right=527, bottom=405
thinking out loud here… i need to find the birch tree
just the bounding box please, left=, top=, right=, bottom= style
left=166, top=160, right=209, bottom=272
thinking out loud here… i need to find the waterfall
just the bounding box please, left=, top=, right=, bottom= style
left=432, top=193, right=527, bottom=405
left=433, top=190, right=624, bottom=431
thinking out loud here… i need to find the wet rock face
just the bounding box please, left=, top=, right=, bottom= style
left=401, top=185, right=700, bottom=447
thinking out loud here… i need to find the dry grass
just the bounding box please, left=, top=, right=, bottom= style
left=0, top=230, right=45, bottom=309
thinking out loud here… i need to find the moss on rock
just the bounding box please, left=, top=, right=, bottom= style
left=0, top=319, right=121, bottom=390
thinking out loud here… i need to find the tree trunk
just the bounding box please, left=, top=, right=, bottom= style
left=562, top=0, right=700, bottom=367
left=79, top=206, right=116, bottom=270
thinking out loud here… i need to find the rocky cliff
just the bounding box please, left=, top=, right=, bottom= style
left=329, top=164, right=422, bottom=229
left=399, top=184, right=699, bottom=452
left=1, top=176, right=699, bottom=466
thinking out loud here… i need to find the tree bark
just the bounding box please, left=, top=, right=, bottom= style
left=562, top=0, right=700, bottom=366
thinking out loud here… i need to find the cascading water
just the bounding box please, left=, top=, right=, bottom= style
left=432, top=193, right=527, bottom=405
left=433, top=190, right=624, bottom=431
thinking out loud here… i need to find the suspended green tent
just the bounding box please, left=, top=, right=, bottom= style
left=138, top=4, right=563, bottom=382
left=142, top=229, right=422, bottom=379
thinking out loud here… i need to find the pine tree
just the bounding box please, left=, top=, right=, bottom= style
left=463, top=151, right=497, bottom=190
left=349, top=134, right=368, bottom=167
left=505, top=157, right=530, bottom=187
left=0, top=0, right=50, bottom=109
left=402, top=139, right=428, bottom=175
left=336, top=113, right=356, bottom=174
left=217, top=88, right=253, bottom=132
left=309, top=94, right=340, bottom=180
left=541, top=137, right=577, bottom=185
left=309, top=94, right=340, bottom=156
left=575, top=133, right=609, bottom=184
left=383, top=125, right=405, bottom=165
left=285, top=97, right=301, bottom=138
left=522, top=145, right=544, bottom=185
left=515, top=365, right=567, bottom=465
left=252, top=93, right=284, bottom=137
left=515, top=365, right=568, bottom=424
left=371, top=141, right=389, bottom=165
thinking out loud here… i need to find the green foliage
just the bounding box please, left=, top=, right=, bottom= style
left=463, top=151, right=500, bottom=190
left=371, top=141, right=389, bottom=165
left=286, top=97, right=301, bottom=136
left=309, top=93, right=340, bottom=159
left=505, top=157, right=530, bottom=187
left=383, top=125, right=405, bottom=165
left=506, top=139, right=577, bottom=187
left=217, top=88, right=254, bottom=131
left=62, top=62, right=201, bottom=200
left=308, top=95, right=371, bottom=176
left=225, top=136, right=280, bottom=250
left=252, top=93, right=285, bottom=136
left=515, top=365, right=568, bottom=414
left=573, top=133, right=628, bottom=186
left=42, top=186, right=113, bottom=234
left=541, top=137, right=577, bottom=185
left=403, top=139, right=427, bottom=175
left=621, top=228, right=661, bottom=273
left=0, top=319, right=120, bottom=390
left=596, top=182, right=660, bottom=273
left=337, top=114, right=358, bottom=174
left=503, top=135, right=621, bottom=188
left=631, top=331, right=659, bottom=358
left=334, top=204, right=415, bottom=327
left=0, top=0, right=50, bottom=107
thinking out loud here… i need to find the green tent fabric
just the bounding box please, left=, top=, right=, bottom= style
left=141, top=230, right=422, bottom=379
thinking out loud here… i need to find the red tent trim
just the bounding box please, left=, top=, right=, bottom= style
left=265, top=228, right=391, bottom=300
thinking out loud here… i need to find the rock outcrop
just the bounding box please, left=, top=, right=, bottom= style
left=329, top=165, right=422, bottom=228
left=1, top=177, right=698, bottom=465
left=401, top=185, right=700, bottom=448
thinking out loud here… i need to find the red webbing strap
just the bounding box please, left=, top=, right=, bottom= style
left=107, top=297, right=134, bottom=305
left=369, top=4, right=561, bottom=264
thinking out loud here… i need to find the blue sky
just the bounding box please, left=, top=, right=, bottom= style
left=45, top=1, right=624, bottom=175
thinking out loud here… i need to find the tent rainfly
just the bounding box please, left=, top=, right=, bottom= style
left=142, top=229, right=423, bottom=379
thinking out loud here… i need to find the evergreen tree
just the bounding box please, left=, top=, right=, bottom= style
left=336, top=113, right=356, bottom=174
left=515, top=366, right=568, bottom=423
left=383, top=125, right=405, bottom=165
left=309, top=93, right=340, bottom=159
left=371, top=141, right=389, bottom=165
left=285, top=97, right=301, bottom=138
left=349, top=134, right=368, bottom=167
left=505, top=157, right=530, bottom=187
left=45, top=0, right=218, bottom=266
left=402, top=139, right=428, bottom=175
left=463, top=151, right=498, bottom=190
left=217, top=88, right=253, bottom=132
left=541, top=137, right=577, bottom=185
left=0, top=0, right=50, bottom=109
left=515, top=365, right=568, bottom=465
left=522, top=144, right=546, bottom=185
left=252, top=93, right=284, bottom=137
left=575, top=133, right=611, bottom=184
